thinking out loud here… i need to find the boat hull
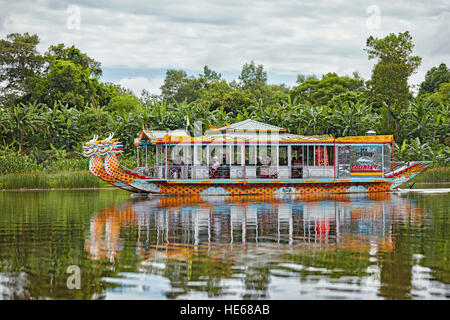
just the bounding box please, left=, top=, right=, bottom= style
left=89, top=155, right=140, bottom=193
left=99, top=152, right=431, bottom=195
left=126, top=180, right=392, bottom=195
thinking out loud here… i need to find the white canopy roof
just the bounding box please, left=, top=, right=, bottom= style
left=212, top=119, right=286, bottom=132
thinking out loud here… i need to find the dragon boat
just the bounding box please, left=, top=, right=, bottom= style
left=83, top=119, right=431, bottom=195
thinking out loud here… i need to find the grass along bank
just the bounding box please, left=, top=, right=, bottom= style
left=0, top=154, right=138, bottom=190
left=1, top=167, right=448, bottom=191
left=0, top=171, right=110, bottom=190
left=409, top=167, right=450, bottom=183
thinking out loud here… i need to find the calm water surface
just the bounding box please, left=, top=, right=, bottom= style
left=0, top=189, right=448, bottom=300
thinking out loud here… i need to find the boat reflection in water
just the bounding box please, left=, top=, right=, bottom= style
left=85, top=192, right=432, bottom=299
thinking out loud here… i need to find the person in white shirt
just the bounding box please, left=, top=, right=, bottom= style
left=211, top=156, right=220, bottom=177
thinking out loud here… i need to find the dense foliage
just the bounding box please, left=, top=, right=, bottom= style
left=0, top=31, right=449, bottom=176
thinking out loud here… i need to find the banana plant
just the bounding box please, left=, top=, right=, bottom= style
left=3, top=102, right=44, bottom=149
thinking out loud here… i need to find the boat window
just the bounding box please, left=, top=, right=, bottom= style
left=200, top=145, right=207, bottom=165
left=233, top=144, right=243, bottom=165
left=185, top=145, right=193, bottom=165
left=158, top=145, right=166, bottom=165
left=257, top=145, right=273, bottom=165
left=225, top=144, right=231, bottom=164
left=350, top=145, right=383, bottom=177
left=209, top=145, right=219, bottom=164
left=137, top=147, right=142, bottom=167
left=307, top=146, right=314, bottom=166
left=245, top=145, right=256, bottom=165
left=194, top=145, right=200, bottom=165
left=383, top=144, right=391, bottom=173
left=194, top=145, right=205, bottom=165
left=170, top=144, right=184, bottom=165
left=279, top=146, right=288, bottom=166
left=291, top=146, right=304, bottom=166
left=314, top=146, right=330, bottom=166
left=142, top=146, right=154, bottom=167
left=337, top=146, right=351, bottom=178
left=208, top=144, right=230, bottom=165
left=327, top=146, right=334, bottom=166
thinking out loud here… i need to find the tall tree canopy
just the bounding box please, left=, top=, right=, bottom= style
left=290, top=72, right=365, bottom=106
left=45, top=44, right=102, bottom=78
left=238, top=61, right=267, bottom=94
left=419, top=63, right=450, bottom=96
left=26, top=44, right=109, bottom=108
left=160, top=69, right=191, bottom=103
left=365, top=31, right=422, bottom=132
left=0, top=33, right=44, bottom=107
left=159, top=66, right=226, bottom=104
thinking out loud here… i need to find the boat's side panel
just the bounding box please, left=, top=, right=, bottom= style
left=104, top=153, right=154, bottom=192
left=89, top=155, right=138, bottom=192
left=389, top=161, right=432, bottom=190
left=132, top=180, right=391, bottom=195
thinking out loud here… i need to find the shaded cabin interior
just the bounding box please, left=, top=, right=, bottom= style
left=134, top=120, right=393, bottom=180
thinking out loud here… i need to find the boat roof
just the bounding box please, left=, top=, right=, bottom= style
left=212, top=119, right=286, bottom=132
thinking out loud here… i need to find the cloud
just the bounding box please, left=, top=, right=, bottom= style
left=0, top=11, right=8, bottom=31
left=118, top=76, right=163, bottom=96
left=0, top=0, right=448, bottom=90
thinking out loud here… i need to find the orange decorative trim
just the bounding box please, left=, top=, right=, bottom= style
left=335, top=135, right=393, bottom=144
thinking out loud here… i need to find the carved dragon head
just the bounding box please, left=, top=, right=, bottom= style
left=98, top=133, right=124, bottom=156
left=82, top=135, right=101, bottom=157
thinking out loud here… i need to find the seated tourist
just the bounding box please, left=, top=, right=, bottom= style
left=256, top=156, right=262, bottom=177
left=211, top=156, right=220, bottom=177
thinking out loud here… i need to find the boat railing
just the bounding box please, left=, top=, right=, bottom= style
left=149, top=164, right=336, bottom=180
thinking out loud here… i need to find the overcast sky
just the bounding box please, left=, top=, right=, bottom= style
left=1, top=0, right=448, bottom=96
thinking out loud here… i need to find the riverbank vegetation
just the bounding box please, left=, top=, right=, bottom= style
left=0, top=31, right=448, bottom=188
left=409, top=167, right=450, bottom=184
left=0, top=171, right=106, bottom=190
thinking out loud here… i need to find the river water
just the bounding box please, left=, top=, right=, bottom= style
left=0, top=189, right=448, bottom=300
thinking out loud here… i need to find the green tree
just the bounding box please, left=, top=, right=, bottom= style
left=0, top=33, right=44, bottom=107
left=261, top=84, right=290, bottom=106
left=399, top=98, right=440, bottom=142
left=27, top=60, right=99, bottom=108
left=365, top=31, right=422, bottom=132
left=328, top=91, right=367, bottom=107
left=107, top=93, right=143, bottom=113
left=238, top=61, right=267, bottom=95
left=290, top=72, right=365, bottom=106
left=160, top=69, right=197, bottom=103
left=296, top=74, right=318, bottom=84
left=159, top=66, right=223, bottom=103
left=26, top=45, right=106, bottom=108
left=426, top=82, right=450, bottom=106
left=45, top=44, right=102, bottom=78
left=195, top=80, right=255, bottom=114
left=419, top=63, right=450, bottom=96
left=200, top=65, right=221, bottom=83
